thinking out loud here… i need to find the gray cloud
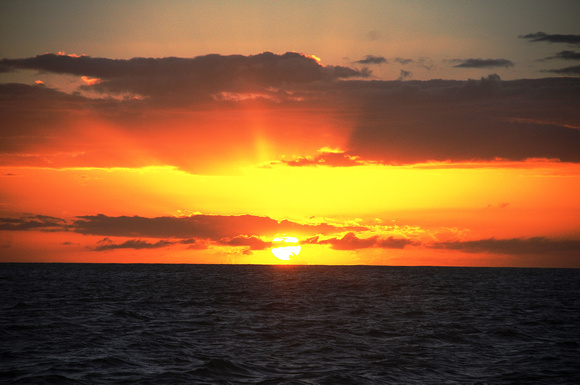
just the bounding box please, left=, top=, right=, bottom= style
left=394, top=58, right=413, bottom=65
left=306, top=232, right=416, bottom=250
left=520, top=32, right=580, bottom=45
left=344, top=74, right=580, bottom=164
left=72, top=214, right=365, bottom=240
left=0, top=215, right=67, bottom=231
left=432, top=237, right=580, bottom=255
left=397, top=70, right=412, bottom=80
left=92, top=237, right=175, bottom=251
left=218, top=235, right=271, bottom=250
left=546, top=50, right=580, bottom=61
left=1, top=53, right=580, bottom=170
left=0, top=52, right=368, bottom=101
left=453, top=58, right=514, bottom=69
left=355, top=55, right=387, bottom=65
left=543, top=65, right=580, bottom=76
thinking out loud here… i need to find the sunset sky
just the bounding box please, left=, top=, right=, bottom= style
left=1, top=1, right=579, bottom=267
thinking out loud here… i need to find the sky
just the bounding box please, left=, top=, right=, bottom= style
left=1, top=0, right=579, bottom=267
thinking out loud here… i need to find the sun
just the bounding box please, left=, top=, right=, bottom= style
left=271, top=236, right=301, bottom=260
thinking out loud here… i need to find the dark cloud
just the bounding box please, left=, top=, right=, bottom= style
left=543, top=65, right=580, bottom=76
left=72, top=214, right=364, bottom=240
left=0, top=52, right=368, bottom=101
left=432, top=237, right=580, bottom=256
left=452, top=59, right=514, bottom=69
left=397, top=70, right=412, bottom=80
left=355, top=55, right=387, bottom=65
left=309, top=232, right=416, bottom=250
left=520, top=32, right=580, bottom=45
left=92, top=237, right=175, bottom=251
left=345, top=75, right=580, bottom=164
left=1, top=52, right=580, bottom=170
left=546, top=50, right=580, bottom=61
left=0, top=215, right=67, bottom=231
left=218, top=235, right=271, bottom=250
left=394, top=58, right=413, bottom=65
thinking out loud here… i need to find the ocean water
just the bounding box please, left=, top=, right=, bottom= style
left=1, top=264, right=579, bottom=384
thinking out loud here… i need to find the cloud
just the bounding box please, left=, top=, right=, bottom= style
left=218, top=235, right=271, bottom=250
left=1, top=53, right=580, bottom=170
left=0, top=215, right=67, bottom=231
left=520, top=32, right=580, bottom=45
left=543, top=65, right=580, bottom=76
left=0, top=52, right=368, bottom=101
left=345, top=75, right=580, bottom=164
left=92, top=237, right=175, bottom=251
left=546, top=50, right=580, bottom=61
left=72, top=214, right=364, bottom=240
left=452, top=59, right=514, bottom=68
left=397, top=70, right=412, bottom=80
left=432, top=237, right=580, bottom=256
left=394, top=58, right=413, bottom=65
left=355, top=55, right=387, bottom=65
left=281, top=150, right=369, bottom=167
left=308, top=232, right=416, bottom=250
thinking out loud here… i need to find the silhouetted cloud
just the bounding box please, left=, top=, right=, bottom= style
left=452, top=59, right=514, bottom=68
left=92, top=237, right=175, bottom=251
left=218, top=235, right=271, bottom=250
left=346, top=75, right=580, bottom=164
left=0, top=52, right=368, bottom=102
left=543, top=65, right=580, bottom=75
left=0, top=215, right=67, bottom=231
left=2, top=53, right=580, bottom=170
left=546, top=50, right=580, bottom=60
left=520, top=32, right=580, bottom=45
left=308, top=232, right=416, bottom=250
left=355, top=55, right=387, bottom=65
left=397, top=70, right=412, bottom=80
left=432, top=237, right=580, bottom=255
left=72, top=214, right=364, bottom=240
left=394, top=58, right=413, bottom=65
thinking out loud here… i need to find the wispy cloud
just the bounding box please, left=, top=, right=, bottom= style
left=354, top=55, right=387, bottom=65
left=519, top=32, right=580, bottom=46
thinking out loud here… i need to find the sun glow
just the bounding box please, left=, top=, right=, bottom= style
left=271, top=236, right=301, bottom=260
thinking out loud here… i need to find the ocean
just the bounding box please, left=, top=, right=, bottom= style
left=1, top=264, right=579, bottom=384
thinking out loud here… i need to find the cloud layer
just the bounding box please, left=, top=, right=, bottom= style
left=1, top=52, right=580, bottom=171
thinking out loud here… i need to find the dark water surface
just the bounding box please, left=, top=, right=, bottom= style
left=1, top=264, right=579, bottom=384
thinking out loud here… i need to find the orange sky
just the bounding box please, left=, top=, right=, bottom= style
left=1, top=3, right=580, bottom=267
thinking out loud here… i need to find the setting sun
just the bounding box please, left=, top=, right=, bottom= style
left=271, top=237, right=301, bottom=261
